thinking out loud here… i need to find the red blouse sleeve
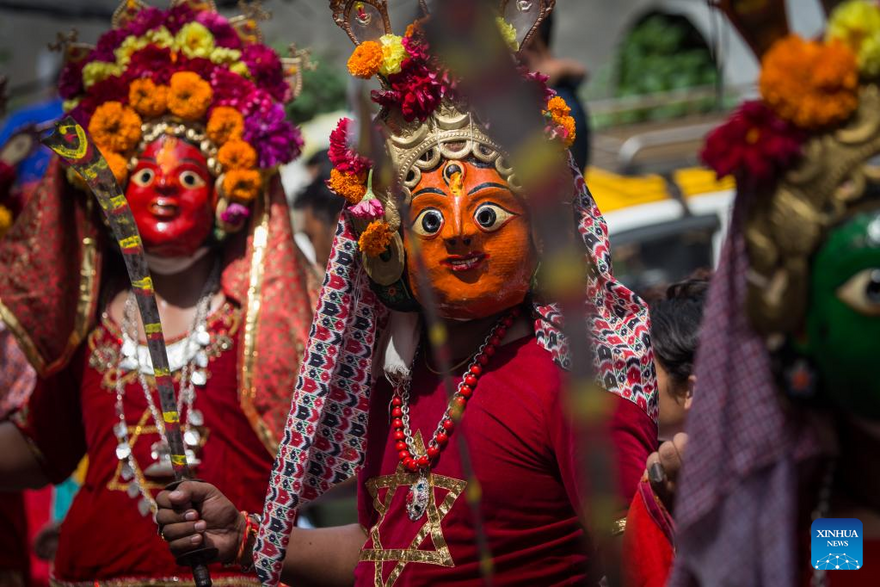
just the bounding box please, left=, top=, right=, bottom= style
left=12, top=358, right=87, bottom=485
left=551, top=391, right=657, bottom=519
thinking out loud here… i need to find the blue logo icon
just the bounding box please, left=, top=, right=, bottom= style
left=811, top=518, right=863, bottom=571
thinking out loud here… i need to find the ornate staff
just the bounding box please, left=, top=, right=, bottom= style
left=42, top=116, right=216, bottom=587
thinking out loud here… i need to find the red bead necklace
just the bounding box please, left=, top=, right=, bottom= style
left=391, top=307, right=521, bottom=474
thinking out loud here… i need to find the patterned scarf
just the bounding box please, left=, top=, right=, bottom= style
left=254, top=157, right=657, bottom=585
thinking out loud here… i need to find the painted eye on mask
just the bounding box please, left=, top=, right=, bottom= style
left=131, top=168, right=155, bottom=188
left=412, top=208, right=444, bottom=237
left=837, top=268, right=880, bottom=316
left=473, top=202, right=517, bottom=232
left=180, top=170, right=206, bottom=189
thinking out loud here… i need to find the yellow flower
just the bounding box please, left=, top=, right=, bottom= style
left=129, top=78, right=168, bottom=118
left=826, top=0, right=880, bottom=76
left=82, top=61, right=124, bottom=89
left=167, top=71, right=213, bottom=121
left=209, top=47, right=241, bottom=66
left=379, top=34, right=408, bottom=76
left=62, top=98, right=80, bottom=112
left=115, top=35, right=148, bottom=67
left=174, top=22, right=215, bottom=59
left=230, top=61, right=250, bottom=77
left=207, top=106, right=245, bottom=145
left=102, top=150, right=130, bottom=186
left=358, top=220, right=394, bottom=257
left=0, top=205, right=12, bottom=239
left=496, top=17, right=519, bottom=52
left=88, top=102, right=143, bottom=153
left=328, top=168, right=367, bottom=204
left=347, top=41, right=384, bottom=79
left=223, top=169, right=262, bottom=202
left=218, top=139, right=257, bottom=171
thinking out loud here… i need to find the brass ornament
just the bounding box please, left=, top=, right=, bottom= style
left=746, top=84, right=880, bottom=335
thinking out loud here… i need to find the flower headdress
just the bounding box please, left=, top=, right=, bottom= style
left=55, top=0, right=305, bottom=236
left=325, top=0, right=574, bottom=292
left=701, top=0, right=880, bottom=336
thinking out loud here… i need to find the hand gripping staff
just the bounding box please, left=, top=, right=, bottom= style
left=43, top=116, right=216, bottom=587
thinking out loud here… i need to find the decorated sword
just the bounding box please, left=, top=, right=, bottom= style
left=42, top=116, right=216, bottom=587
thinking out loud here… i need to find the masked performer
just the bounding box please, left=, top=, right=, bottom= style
left=0, top=1, right=315, bottom=585
left=159, top=2, right=656, bottom=585
left=640, top=1, right=880, bottom=586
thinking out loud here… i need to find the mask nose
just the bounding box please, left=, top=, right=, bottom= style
left=154, top=175, right=178, bottom=195
left=444, top=196, right=475, bottom=248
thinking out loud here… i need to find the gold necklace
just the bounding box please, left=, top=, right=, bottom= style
left=423, top=351, right=473, bottom=375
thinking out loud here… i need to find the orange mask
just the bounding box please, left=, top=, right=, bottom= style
left=404, top=160, right=536, bottom=319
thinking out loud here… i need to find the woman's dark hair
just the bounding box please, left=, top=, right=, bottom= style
left=650, top=275, right=711, bottom=385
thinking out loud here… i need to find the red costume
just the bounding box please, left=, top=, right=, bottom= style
left=356, top=336, right=655, bottom=586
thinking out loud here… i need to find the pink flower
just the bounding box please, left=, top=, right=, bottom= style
left=328, top=118, right=371, bottom=176
left=195, top=11, right=241, bottom=49
left=164, top=4, right=196, bottom=34
left=243, top=103, right=303, bottom=167
left=372, top=60, right=451, bottom=122
left=91, top=29, right=128, bottom=62
left=126, top=46, right=175, bottom=84
left=242, top=44, right=289, bottom=103
left=125, top=6, right=164, bottom=37
left=221, top=202, right=250, bottom=225
left=349, top=197, right=384, bottom=220
left=521, top=67, right=556, bottom=103
left=701, top=100, right=804, bottom=187
left=210, top=67, right=256, bottom=110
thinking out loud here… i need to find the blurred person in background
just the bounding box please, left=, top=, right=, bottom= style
left=292, top=149, right=343, bottom=272
left=522, top=10, right=591, bottom=170
left=622, top=274, right=710, bottom=587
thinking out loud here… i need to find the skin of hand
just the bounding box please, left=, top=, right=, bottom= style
left=155, top=481, right=245, bottom=564
left=646, top=432, right=688, bottom=512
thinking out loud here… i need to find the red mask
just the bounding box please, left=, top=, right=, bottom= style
left=404, top=160, right=536, bottom=319
left=126, top=136, right=214, bottom=258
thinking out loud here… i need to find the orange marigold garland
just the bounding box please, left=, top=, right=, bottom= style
left=218, top=140, right=258, bottom=171
left=88, top=102, right=142, bottom=153
left=544, top=96, right=577, bottom=149
left=207, top=106, right=245, bottom=146
left=129, top=78, right=168, bottom=118
left=223, top=169, right=262, bottom=203
left=103, top=150, right=130, bottom=185
left=759, top=35, right=859, bottom=129
left=347, top=41, right=384, bottom=79
left=328, top=168, right=367, bottom=204
left=358, top=220, right=394, bottom=256
left=168, top=71, right=214, bottom=121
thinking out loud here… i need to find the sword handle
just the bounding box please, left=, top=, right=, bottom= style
left=166, top=479, right=218, bottom=587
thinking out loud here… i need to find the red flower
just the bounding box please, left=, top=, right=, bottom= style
left=58, top=61, right=84, bottom=100
left=126, top=46, right=175, bottom=85
left=701, top=100, right=804, bottom=187
left=372, top=60, right=451, bottom=122
left=69, top=76, right=131, bottom=128
left=328, top=118, right=370, bottom=176
left=211, top=67, right=257, bottom=111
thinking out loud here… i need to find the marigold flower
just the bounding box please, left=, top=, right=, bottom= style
left=103, top=150, right=130, bottom=186
left=223, top=169, right=262, bottom=202
left=546, top=96, right=571, bottom=117
left=358, top=220, right=394, bottom=257
left=168, top=71, right=213, bottom=120
left=555, top=114, right=577, bottom=149
left=379, top=35, right=408, bottom=76
left=826, top=0, right=880, bottom=77
left=207, top=106, right=245, bottom=145
left=88, top=102, right=143, bottom=153
left=0, top=205, right=12, bottom=239
left=82, top=61, right=124, bottom=89
left=218, top=139, right=257, bottom=171
left=496, top=17, right=519, bottom=52
left=328, top=168, right=367, bottom=204
left=174, top=22, right=215, bottom=59
left=347, top=41, right=384, bottom=79
left=759, top=35, right=859, bottom=129
left=129, top=78, right=168, bottom=118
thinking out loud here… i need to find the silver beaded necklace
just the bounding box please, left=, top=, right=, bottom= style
left=112, top=262, right=219, bottom=516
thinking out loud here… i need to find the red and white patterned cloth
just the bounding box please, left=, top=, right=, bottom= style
left=254, top=157, right=657, bottom=585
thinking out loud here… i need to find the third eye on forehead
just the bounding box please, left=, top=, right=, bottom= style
left=411, top=182, right=510, bottom=199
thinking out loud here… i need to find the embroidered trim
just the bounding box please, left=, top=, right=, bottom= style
left=49, top=576, right=260, bottom=587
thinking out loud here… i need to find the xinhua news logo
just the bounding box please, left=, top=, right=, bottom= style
left=811, top=518, right=863, bottom=571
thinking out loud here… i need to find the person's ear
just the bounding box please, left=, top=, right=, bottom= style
left=683, top=375, right=696, bottom=411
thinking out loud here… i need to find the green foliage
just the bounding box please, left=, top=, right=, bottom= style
left=286, top=56, right=348, bottom=125
left=612, top=14, right=718, bottom=124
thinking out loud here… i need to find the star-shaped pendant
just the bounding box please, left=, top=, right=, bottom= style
left=359, top=433, right=467, bottom=587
